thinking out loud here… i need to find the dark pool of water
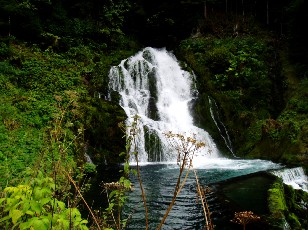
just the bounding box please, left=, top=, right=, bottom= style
left=123, top=159, right=281, bottom=229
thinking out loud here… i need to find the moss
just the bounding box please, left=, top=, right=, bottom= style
left=82, top=98, right=127, bottom=165
left=267, top=179, right=308, bottom=229
left=268, top=180, right=287, bottom=214
left=286, top=213, right=302, bottom=230
left=284, top=184, right=308, bottom=229
left=267, top=179, right=289, bottom=228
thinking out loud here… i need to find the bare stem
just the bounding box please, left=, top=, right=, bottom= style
left=132, top=118, right=149, bottom=230
left=135, top=154, right=149, bottom=229
left=156, top=152, right=190, bottom=230
left=193, top=169, right=213, bottom=230
left=66, top=173, right=102, bottom=230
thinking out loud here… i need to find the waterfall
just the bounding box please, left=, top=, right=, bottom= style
left=208, top=96, right=235, bottom=156
left=85, top=153, right=94, bottom=164
left=271, top=167, right=308, bottom=192
left=108, top=47, right=219, bottom=163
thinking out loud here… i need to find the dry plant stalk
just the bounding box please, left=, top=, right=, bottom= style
left=66, top=172, right=102, bottom=230
left=129, top=115, right=149, bottom=230
left=156, top=131, right=207, bottom=230
left=231, top=211, right=261, bottom=230
left=193, top=170, right=214, bottom=230
left=104, top=182, right=132, bottom=191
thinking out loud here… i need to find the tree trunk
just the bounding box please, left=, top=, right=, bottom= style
left=8, top=16, right=11, bottom=37
left=204, top=1, right=207, bottom=19
left=266, top=0, right=269, bottom=25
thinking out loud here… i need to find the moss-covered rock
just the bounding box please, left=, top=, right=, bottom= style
left=267, top=179, right=308, bottom=229
left=267, top=179, right=290, bottom=229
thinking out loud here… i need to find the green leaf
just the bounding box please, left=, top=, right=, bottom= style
left=33, top=187, right=43, bottom=199
left=109, top=190, right=117, bottom=199
left=30, top=200, right=42, bottom=214
left=70, top=208, right=81, bottom=218
left=119, top=151, right=126, bottom=156
left=0, top=198, right=6, bottom=205
left=22, top=201, right=31, bottom=213
left=25, top=210, right=34, bottom=216
left=55, top=201, right=66, bottom=211
left=131, top=169, right=137, bottom=176
left=0, top=215, right=11, bottom=223
left=123, top=162, right=129, bottom=173
left=123, top=179, right=131, bottom=189
left=11, top=209, right=23, bottom=224
left=31, top=217, right=49, bottom=230
left=80, top=220, right=88, bottom=224
left=105, top=203, right=114, bottom=212
left=40, top=197, right=50, bottom=206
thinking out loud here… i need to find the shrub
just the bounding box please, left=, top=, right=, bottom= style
left=0, top=171, right=88, bottom=230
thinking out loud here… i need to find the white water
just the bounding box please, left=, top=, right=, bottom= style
left=208, top=96, right=235, bottom=156
left=271, top=167, right=308, bottom=192
left=85, top=153, right=93, bottom=164
left=108, top=47, right=219, bottom=163
left=107, top=47, right=308, bottom=192
left=107, top=47, right=307, bottom=229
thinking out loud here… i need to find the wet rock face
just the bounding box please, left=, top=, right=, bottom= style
left=84, top=99, right=127, bottom=165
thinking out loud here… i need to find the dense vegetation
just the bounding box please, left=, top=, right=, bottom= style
left=177, top=27, right=308, bottom=168
left=0, top=0, right=307, bottom=229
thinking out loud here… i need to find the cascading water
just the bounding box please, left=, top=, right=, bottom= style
left=208, top=96, right=235, bottom=156
left=106, top=47, right=296, bottom=229
left=108, top=47, right=219, bottom=163
left=271, top=167, right=308, bottom=192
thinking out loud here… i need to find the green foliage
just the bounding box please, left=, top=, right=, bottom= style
left=179, top=37, right=271, bottom=98
left=0, top=171, right=88, bottom=230
left=0, top=43, right=11, bottom=59
left=289, top=98, right=308, bottom=113
left=247, top=120, right=264, bottom=143
left=205, top=46, right=230, bottom=75
left=84, top=163, right=97, bottom=175
left=101, top=117, right=139, bottom=230
left=179, top=37, right=269, bottom=152
left=258, top=108, right=302, bottom=144
left=0, top=0, right=133, bottom=48
left=209, top=39, right=268, bottom=91
left=82, top=98, right=126, bottom=165
left=0, top=39, right=136, bottom=190
left=0, top=48, right=101, bottom=227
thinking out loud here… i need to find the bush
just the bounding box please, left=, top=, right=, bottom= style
left=0, top=171, right=88, bottom=230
